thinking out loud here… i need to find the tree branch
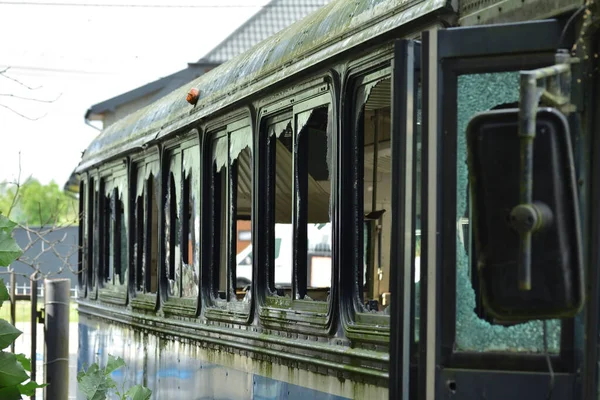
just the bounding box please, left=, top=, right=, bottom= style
left=6, top=152, right=22, bottom=218
left=0, top=103, right=46, bottom=121
left=0, top=67, right=42, bottom=90
left=0, top=92, right=62, bottom=103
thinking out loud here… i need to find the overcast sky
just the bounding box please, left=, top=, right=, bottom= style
left=0, top=0, right=269, bottom=187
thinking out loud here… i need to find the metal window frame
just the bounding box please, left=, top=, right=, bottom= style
left=129, top=147, right=161, bottom=312
left=201, top=116, right=254, bottom=324
left=160, top=136, right=201, bottom=317
left=256, top=73, right=340, bottom=336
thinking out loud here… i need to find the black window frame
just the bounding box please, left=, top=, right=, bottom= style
left=257, top=78, right=338, bottom=335
left=130, top=151, right=161, bottom=311
left=78, top=177, right=86, bottom=298
left=87, top=174, right=98, bottom=300
left=418, top=25, right=577, bottom=400
left=202, top=115, right=254, bottom=323
left=160, top=136, right=200, bottom=317
left=346, top=66, right=395, bottom=336
left=97, top=163, right=129, bottom=305
left=340, top=48, right=420, bottom=350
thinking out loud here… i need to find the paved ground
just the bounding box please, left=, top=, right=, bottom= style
left=14, top=321, right=79, bottom=399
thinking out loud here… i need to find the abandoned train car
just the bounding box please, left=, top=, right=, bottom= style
left=70, top=0, right=600, bottom=398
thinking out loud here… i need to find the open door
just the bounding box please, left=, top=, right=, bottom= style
left=418, top=19, right=580, bottom=400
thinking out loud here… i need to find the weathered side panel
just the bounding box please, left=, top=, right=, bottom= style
left=78, top=313, right=387, bottom=399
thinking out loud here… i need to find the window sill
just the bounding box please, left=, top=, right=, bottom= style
left=345, top=310, right=390, bottom=344
left=162, top=297, right=197, bottom=317
left=259, top=295, right=331, bottom=334
left=205, top=299, right=251, bottom=323
left=98, top=286, right=127, bottom=305
left=131, top=292, right=158, bottom=311
left=86, top=285, right=97, bottom=300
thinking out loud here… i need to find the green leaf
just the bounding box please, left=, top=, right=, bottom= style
left=14, top=354, right=30, bottom=372
left=0, top=385, right=21, bottom=400
left=0, top=216, right=17, bottom=232
left=0, top=321, right=22, bottom=350
left=0, top=280, right=9, bottom=309
left=0, top=230, right=22, bottom=267
left=18, top=380, right=47, bottom=396
left=77, top=363, right=99, bottom=383
left=78, top=363, right=114, bottom=400
left=126, top=384, right=152, bottom=400
left=104, top=354, right=125, bottom=375
left=0, top=351, right=29, bottom=387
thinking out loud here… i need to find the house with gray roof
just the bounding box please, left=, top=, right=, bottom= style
left=85, top=0, right=331, bottom=130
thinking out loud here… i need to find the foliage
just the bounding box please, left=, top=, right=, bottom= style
left=0, top=214, right=46, bottom=399
left=78, top=354, right=152, bottom=400
left=0, top=178, right=78, bottom=226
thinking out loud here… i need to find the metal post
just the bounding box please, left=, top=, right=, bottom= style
left=44, top=279, right=70, bottom=400
left=9, top=270, right=15, bottom=353
left=30, top=275, right=38, bottom=400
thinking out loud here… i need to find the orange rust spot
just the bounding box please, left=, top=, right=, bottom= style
left=186, top=88, right=200, bottom=106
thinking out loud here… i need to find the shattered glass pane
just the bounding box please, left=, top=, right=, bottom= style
left=455, top=72, right=560, bottom=353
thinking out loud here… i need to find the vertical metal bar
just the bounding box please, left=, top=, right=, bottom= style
left=370, top=112, right=380, bottom=302
left=517, top=72, right=537, bottom=290
left=9, top=270, right=15, bottom=353
left=44, top=279, right=70, bottom=400
left=371, top=111, right=379, bottom=213
left=421, top=28, right=439, bottom=400
left=229, top=160, right=239, bottom=301
left=389, top=39, right=416, bottom=400
left=30, top=275, right=37, bottom=400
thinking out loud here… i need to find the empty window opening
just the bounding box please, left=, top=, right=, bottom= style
left=266, top=103, right=333, bottom=303
left=134, top=163, right=159, bottom=295
left=180, top=150, right=199, bottom=299
left=78, top=181, right=85, bottom=290
left=355, top=78, right=394, bottom=313
left=87, top=178, right=96, bottom=292
left=100, top=178, right=127, bottom=288
left=209, top=126, right=253, bottom=306
left=166, top=170, right=180, bottom=297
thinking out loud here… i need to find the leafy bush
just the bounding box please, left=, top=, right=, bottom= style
left=78, top=354, right=151, bottom=400
left=0, top=214, right=45, bottom=399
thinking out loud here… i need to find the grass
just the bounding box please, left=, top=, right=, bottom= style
left=0, top=300, right=78, bottom=323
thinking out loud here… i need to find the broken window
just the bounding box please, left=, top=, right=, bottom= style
left=133, top=161, right=159, bottom=294
left=208, top=123, right=253, bottom=307
left=181, top=146, right=200, bottom=298
left=99, top=175, right=127, bottom=288
left=361, top=79, right=392, bottom=312
left=87, top=177, right=96, bottom=293
left=78, top=180, right=85, bottom=291
left=266, top=100, right=333, bottom=302
left=165, top=153, right=181, bottom=297
left=455, top=72, right=560, bottom=353
left=352, top=74, right=399, bottom=314
left=267, top=115, right=293, bottom=292
left=164, top=146, right=199, bottom=299
left=99, top=177, right=127, bottom=287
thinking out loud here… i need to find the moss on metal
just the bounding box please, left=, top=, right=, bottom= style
left=75, top=0, right=447, bottom=174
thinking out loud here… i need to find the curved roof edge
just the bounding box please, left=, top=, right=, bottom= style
left=75, top=0, right=448, bottom=174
